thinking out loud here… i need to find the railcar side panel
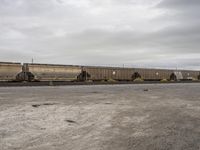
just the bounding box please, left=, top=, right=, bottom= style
left=0, top=62, right=22, bottom=81
left=82, top=66, right=134, bottom=81
left=181, top=70, right=199, bottom=80
left=24, top=63, right=82, bottom=81
left=133, top=68, right=173, bottom=80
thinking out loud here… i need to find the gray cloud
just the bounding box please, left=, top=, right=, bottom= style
left=0, top=0, right=199, bottom=70
left=157, top=0, right=200, bottom=9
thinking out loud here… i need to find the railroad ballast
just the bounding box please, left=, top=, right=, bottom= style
left=0, top=62, right=200, bottom=82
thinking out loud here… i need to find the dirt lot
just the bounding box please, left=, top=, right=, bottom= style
left=0, top=83, right=200, bottom=150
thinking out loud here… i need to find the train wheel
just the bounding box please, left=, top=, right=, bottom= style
left=132, top=72, right=141, bottom=80
left=26, top=72, right=35, bottom=82
left=198, top=75, right=200, bottom=80
left=170, top=73, right=177, bottom=81
left=79, top=71, right=91, bottom=81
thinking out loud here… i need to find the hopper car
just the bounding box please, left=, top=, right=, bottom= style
left=19, top=63, right=82, bottom=82
left=180, top=70, right=200, bottom=81
left=80, top=66, right=135, bottom=81
left=81, top=66, right=200, bottom=81
left=132, top=68, right=174, bottom=81
left=0, top=62, right=22, bottom=81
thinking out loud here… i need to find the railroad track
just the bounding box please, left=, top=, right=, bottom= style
left=0, top=81, right=199, bottom=87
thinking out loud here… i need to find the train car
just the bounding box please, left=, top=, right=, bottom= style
left=81, top=66, right=200, bottom=82
left=22, top=63, right=82, bottom=81
left=132, top=68, right=200, bottom=81
left=180, top=70, right=200, bottom=80
left=81, top=66, right=134, bottom=81
left=132, top=68, right=174, bottom=81
left=0, top=62, right=22, bottom=81
left=166, top=70, right=200, bottom=81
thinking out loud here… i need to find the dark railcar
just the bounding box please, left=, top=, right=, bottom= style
left=132, top=68, right=174, bottom=81
left=81, top=66, right=134, bottom=81
left=82, top=66, right=200, bottom=82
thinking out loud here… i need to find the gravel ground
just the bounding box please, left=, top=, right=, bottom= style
left=0, top=83, right=200, bottom=150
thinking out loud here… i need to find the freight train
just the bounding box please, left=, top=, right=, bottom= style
left=0, top=62, right=200, bottom=82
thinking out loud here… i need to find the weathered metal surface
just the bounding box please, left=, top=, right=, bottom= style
left=181, top=70, right=199, bottom=80
left=83, top=66, right=200, bottom=81
left=133, top=68, right=174, bottom=80
left=132, top=68, right=200, bottom=81
left=82, top=66, right=134, bottom=81
left=23, top=63, right=82, bottom=81
left=0, top=62, right=22, bottom=81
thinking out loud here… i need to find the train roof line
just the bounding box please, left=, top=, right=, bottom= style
left=0, top=62, right=199, bottom=72
left=23, top=63, right=82, bottom=67
left=82, top=66, right=200, bottom=72
left=0, top=62, right=21, bottom=64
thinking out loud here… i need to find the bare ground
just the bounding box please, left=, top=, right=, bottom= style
left=0, top=83, right=200, bottom=150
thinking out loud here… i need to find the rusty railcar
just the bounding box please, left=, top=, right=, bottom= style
left=0, top=62, right=22, bottom=81
left=22, top=63, right=82, bottom=81
left=132, top=68, right=174, bottom=81
left=81, top=66, right=134, bottom=81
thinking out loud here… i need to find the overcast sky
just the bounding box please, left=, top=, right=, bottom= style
left=0, top=0, right=200, bottom=69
